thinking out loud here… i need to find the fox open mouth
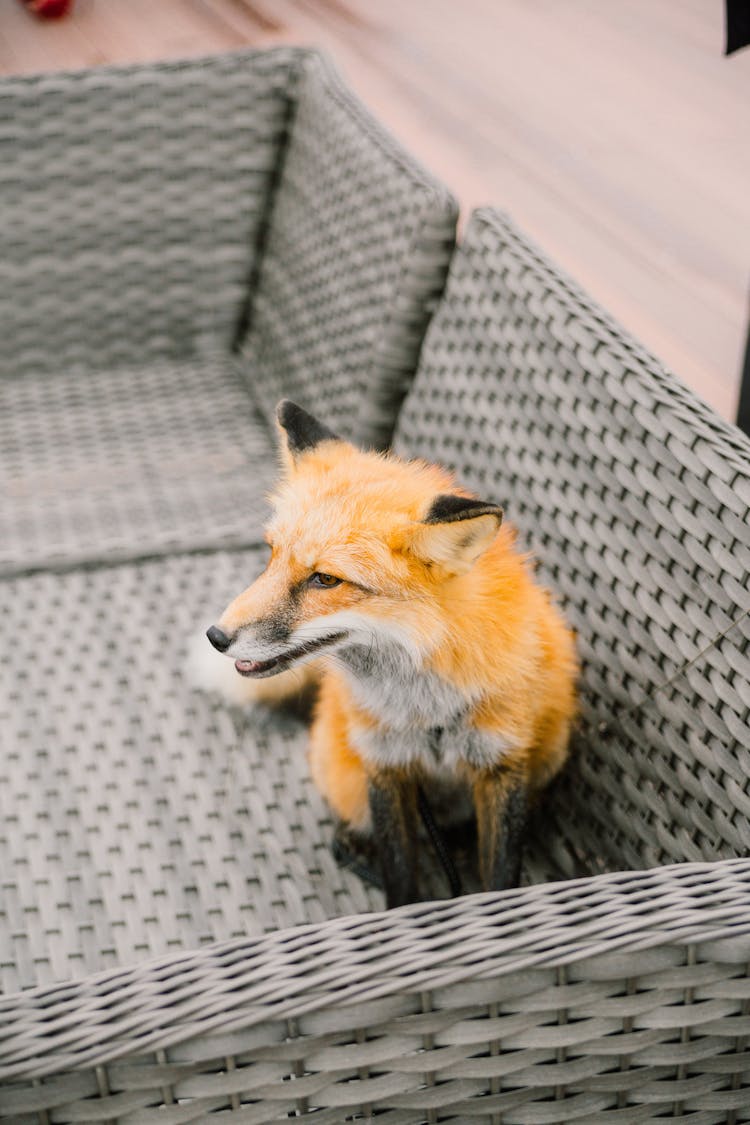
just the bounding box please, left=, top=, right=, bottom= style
left=234, top=632, right=347, bottom=678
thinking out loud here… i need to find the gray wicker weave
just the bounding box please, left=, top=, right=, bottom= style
left=237, top=53, right=458, bottom=450
left=0, top=547, right=384, bottom=996
left=2, top=53, right=750, bottom=1124
left=2, top=860, right=749, bottom=1121
left=0, top=49, right=456, bottom=575
left=0, top=51, right=295, bottom=377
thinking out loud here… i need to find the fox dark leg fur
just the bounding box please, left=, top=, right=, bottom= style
left=368, top=770, right=420, bottom=908
left=472, top=769, right=528, bottom=892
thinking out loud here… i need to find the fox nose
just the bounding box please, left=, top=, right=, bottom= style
left=206, top=625, right=232, bottom=652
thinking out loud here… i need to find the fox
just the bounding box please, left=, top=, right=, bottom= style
left=205, top=400, right=578, bottom=908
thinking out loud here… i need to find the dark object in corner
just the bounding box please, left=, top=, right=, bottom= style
left=726, top=3, right=750, bottom=431
left=726, top=0, right=750, bottom=54
left=736, top=309, right=750, bottom=437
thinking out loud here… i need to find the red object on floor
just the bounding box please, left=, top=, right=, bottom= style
left=20, top=0, right=73, bottom=18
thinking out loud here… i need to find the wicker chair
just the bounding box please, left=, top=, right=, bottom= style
left=2, top=52, right=749, bottom=1125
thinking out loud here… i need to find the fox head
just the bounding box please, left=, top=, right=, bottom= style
left=207, top=400, right=504, bottom=679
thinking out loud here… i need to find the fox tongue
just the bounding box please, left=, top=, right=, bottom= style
left=235, top=658, right=276, bottom=676
left=235, top=659, right=256, bottom=674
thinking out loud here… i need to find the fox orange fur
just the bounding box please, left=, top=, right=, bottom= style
left=207, top=400, right=578, bottom=906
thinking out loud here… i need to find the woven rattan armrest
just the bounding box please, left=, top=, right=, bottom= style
left=1, top=859, right=748, bottom=1120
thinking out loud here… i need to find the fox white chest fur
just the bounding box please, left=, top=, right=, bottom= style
left=337, top=638, right=514, bottom=774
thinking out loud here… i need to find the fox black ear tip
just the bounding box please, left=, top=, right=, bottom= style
left=276, top=399, right=299, bottom=426
left=275, top=399, right=340, bottom=454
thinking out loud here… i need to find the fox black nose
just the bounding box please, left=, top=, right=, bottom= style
left=206, top=625, right=232, bottom=652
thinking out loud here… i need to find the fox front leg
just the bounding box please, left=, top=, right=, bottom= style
left=472, top=769, right=529, bottom=892
left=368, top=770, right=420, bottom=908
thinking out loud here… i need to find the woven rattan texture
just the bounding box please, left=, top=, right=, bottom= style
left=0, top=548, right=389, bottom=995
left=0, top=50, right=297, bottom=377
left=2, top=861, right=749, bottom=1120
left=0, top=352, right=277, bottom=575
left=394, top=208, right=750, bottom=883
left=239, top=53, right=458, bottom=450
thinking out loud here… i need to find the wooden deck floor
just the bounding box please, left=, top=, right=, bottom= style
left=2, top=0, right=748, bottom=420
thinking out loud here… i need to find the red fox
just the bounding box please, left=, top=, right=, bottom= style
left=206, top=400, right=578, bottom=907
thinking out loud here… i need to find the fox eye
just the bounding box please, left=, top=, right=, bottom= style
left=309, top=572, right=342, bottom=589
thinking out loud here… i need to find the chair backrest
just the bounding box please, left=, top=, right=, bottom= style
left=394, top=207, right=750, bottom=880
left=237, top=53, right=458, bottom=450
left=0, top=50, right=298, bottom=377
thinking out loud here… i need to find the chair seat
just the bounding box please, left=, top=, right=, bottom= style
left=0, top=353, right=275, bottom=575
left=0, top=548, right=387, bottom=993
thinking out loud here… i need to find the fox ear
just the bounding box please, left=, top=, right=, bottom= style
left=276, top=400, right=341, bottom=466
left=410, top=495, right=504, bottom=574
